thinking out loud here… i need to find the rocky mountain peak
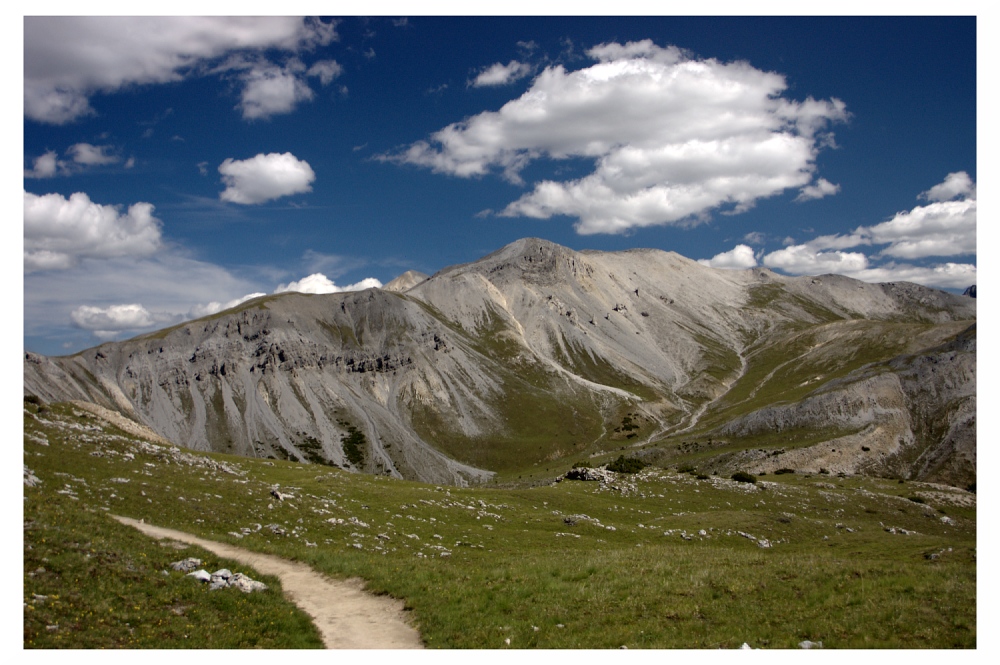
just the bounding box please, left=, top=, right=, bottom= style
left=24, top=237, right=976, bottom=488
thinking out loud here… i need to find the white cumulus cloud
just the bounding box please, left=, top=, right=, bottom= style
left=470, top=60, right=533, bottom=87
left=237, top=59, right=315, bottom=120
left=307, top=59, right=343, bottom=86
left=24, top=16, right=337, bottom=124
left=863, top=198, right=976, bottom=259
left=698, top=244, right=758, bottom=270
left=25, top=151, right=60, bottom=178
left=24, top=191, right=163, bottom=272
left=759, top=172, right=976, bottom=290
left=847, top=262, right=976, bottom=290
left=67, top=143, right=119, bottom=166
left=218, top=152, right=315, bottom=204
left=795, top=177, right=840, bottom=201
left=384, top=39, right=847, bottom=234
left=71, top=303, right=156, bottom=332
left=763, top=245, right=869, bottom=275
left=919, top=171, right=975, bottom=202
left=275, top=274, right=383, bottom=294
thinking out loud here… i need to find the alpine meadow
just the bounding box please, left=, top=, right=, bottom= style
left=23, top=14, right=977, bottom=650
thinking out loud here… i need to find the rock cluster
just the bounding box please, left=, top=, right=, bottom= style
left=564, top=467, right=615, bottom=482
left=24, top=465, right=42, bottom=487
left=173, top=558, right=268, bottom=593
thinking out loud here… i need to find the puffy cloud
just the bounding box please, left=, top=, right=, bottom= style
left=24, top=191, right=162, bottom=272
left=470, top=60, right=533, bottom=87
left=218, top=152, right=315, bottom=204
left=25, top=252, right=266, bottom=346
left=24, top=151, right=59, bottom=178
left=67, top=143, right=118, bottom=165
left=236, top=60, right=315, bottom=120
left=25, top=16, right=337, bottom=124
left=864, top=199, right=976, bottom=259
left=275, top=273, right=382, bottom=294
left=782, top=174, right=976, bottom=261
left=920, top=171, right=975, bottom=202
left=307, top=60, right=343, bottom=86
left=760, top=173, right=976, bottom=291
left=25, top=144, right=122, bottom=179
left=762, top=243, right=975, bottom=290
left=846, top=262, right=976, bottom=290
left=795, top=177, right=840, bottom=201
left=71, top=303, right=156, bottom=332
left=385, top=39, right=847, bottom=234
left=698, top=244, right=757, bottom=270
left=763, top=245, right=869, bottom=275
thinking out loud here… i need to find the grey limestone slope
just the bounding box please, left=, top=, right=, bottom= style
left=24, top=237, right=975, bottom=486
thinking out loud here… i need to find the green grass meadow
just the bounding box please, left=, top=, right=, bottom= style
left=23, top=399, right=975, bottom=648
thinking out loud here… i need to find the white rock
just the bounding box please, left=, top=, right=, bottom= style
left=187, top=569, right=211, bottom=583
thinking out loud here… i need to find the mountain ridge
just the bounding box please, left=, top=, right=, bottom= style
left=24, top=238, right=976, bottom=487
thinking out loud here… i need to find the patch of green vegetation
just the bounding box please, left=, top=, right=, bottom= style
left=338, top=420, right=367, bottom=468
left=25, top=403, right=976, bottom=649
left=698, top=321, right=952, bottom=433
left=23, top=411, right=322, bottom=648
left=656, top=426, right=861, bottom=472
left=686, top=329, right=742, bottom=383
left=731, top=471, right=757, bottom=484
left=549, top=334, right=659, bottom=401
left=298, top=436, right=336, bottom=467
left=409, top=376, right=605, bottom=475
left=606, top=455, right=648, bottom=474
left=318, top=320, right=360, bottom=349
left=745, top=282, right=786, bottom=308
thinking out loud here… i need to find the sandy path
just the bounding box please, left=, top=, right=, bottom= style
left=111, top=515, right=423, bottom=649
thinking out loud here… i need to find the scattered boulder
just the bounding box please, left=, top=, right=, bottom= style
left=187, top=569, right=212, bottom=583
left=24, top=465, right=42, bottom=487
left=185, top=567, right=267, bottom=592
left=565, top=467, right=615, bottom=482
left=171, top=557, right=202, bottom=572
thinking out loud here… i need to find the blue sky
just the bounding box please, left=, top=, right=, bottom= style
left=22, top=14, right=978, bottom=356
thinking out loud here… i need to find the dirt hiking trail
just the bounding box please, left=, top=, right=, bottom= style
left=112, top=515, right=423, bottom=649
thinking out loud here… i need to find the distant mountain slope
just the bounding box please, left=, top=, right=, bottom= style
left=24, top=238, right=976, bottom=487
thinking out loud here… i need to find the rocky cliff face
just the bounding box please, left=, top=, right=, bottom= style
left=24, top=238, right=976, bottom=487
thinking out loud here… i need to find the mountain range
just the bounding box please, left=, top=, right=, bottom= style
left=24, top=238, right=976, bottom=488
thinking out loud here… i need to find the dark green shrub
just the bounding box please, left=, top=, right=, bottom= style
left=677, top=463, right=696, bottom=474
left=819, top=468, right=830, bottom=475
left=696, top=474, right=709, bottom=480
left=774, top=468, right=795, bottom=475
left=731, top=471, right=757, bottom=484
left=24, top=394, right=42, bottom=405
left=337, top=419, right=366, bottom=468
left=967, top=483, right=976, bottom=493
left=607, top=455, right=648, bottom=474
left=908, top=496, right=925, bottom=504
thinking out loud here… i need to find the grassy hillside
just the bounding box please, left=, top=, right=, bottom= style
left=24, top=398, right=975, bottom=648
